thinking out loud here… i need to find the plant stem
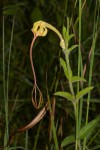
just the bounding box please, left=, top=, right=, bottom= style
left=65, top=54, right=74, bottom=95
left=77, top=0, right=82, bottom=92
left=83, top=1, right=99, bottom=148
left=64, top=52, right=80, bottom=150
left=3, top=14, right=8, bottom=150
left=32, top=122, right=41, bottom=150
left=75, top=0, right=82, bottom=149
left=47, top=94, right=59, bottom=150
left=25, top=131, right=28, bottom=150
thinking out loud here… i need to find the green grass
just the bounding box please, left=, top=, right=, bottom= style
left=2, top=14, right=9, bottom=150
left=0, top=0, right=100, bottom=150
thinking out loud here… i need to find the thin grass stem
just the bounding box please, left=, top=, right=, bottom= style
left=83, top=1, right=99, bottom=149
left=47, top=94, right=59, bottom=150
left=7, top=14, right=15, bottom=105
left=32, top=122, right=41, bottom=150
left=3, top=14, right=15, bottom=150
left=25, top=131, right=28, bottom=150
left=2, top=14, right=8, bottom=149
left=78, top=0, right=84, bottom=145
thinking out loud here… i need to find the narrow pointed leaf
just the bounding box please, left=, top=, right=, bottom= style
left=68, top=45, right=78, bottom=53
left=3, top=6, right=16, bottom=15
left=60, top=58, right=69, bottom=79
left=71, top=76, right=86, bottom=83
left=79, top=116, right=100, bottom=139
left=68, top=66, right=73, bottom=79
left=68, top=34, right=75, bottom=41
left=63, top=26, right=67, bottom=39
left=61, top=135, right=75, bottom=147
left=54, top=91, right=74, bottom=101
left=76, top=86, right=93, bottom=100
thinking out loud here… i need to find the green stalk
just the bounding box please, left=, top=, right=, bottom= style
left=32, top=122, right=41, bottom=150
left=75, top=0, right=82, bottom=149
left=6, top=14, right=15, bottom=107
left=47, top=94, right=59, bottom=150
left=78, top=60, right=83, bottom=123
left=78, top=0, right=84, bottom=141
left=25, top=131, right=28, bottom=150
left=64, top=51, right=80, bottom=150
left=83, top=1, right=99, bottom=149
left=63, top=0, right=68, bottom=25
left=74, top=0, right=78, bottom=9
left=3, top=14, right=8, bottom=150
left=3, top=14, right=15, bottom=150
left=64, top=17, right=80, bottom=149
left=77, top=0, right=82, bottom=92
left=2, top=13, right=6, bottom=114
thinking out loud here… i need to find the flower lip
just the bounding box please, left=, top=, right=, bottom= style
left=31, top=21, right=48, bottom=37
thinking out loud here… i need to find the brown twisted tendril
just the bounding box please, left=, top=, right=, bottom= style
left=30, top=35, right=43, bottom=109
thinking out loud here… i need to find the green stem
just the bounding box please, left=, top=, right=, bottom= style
left=77, top=0, right=82, bottom=93
left=65, top=53, right=80, bottom=150
left=75, top=0, right=82, bottom=149
left=32, top=122, right=41, bottom=150
left=3, top=14, right=9, bottom=150
left=25, top=131, right=28, bottom=150
left=83, top=2, right=98, bottom=148
left=47, top=94, right=59, bottom=150
left=78, top=0, right=83, bottom=132
left=65, top=54, right=75, bottom=95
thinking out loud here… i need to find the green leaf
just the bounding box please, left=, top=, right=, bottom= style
left=54, top=91, right=74, bottom=101
left=68, top=45, right=78, bottom=53
left=71, top=76, right=86, bottom=83
left=60, top=58, right=69, bottom=79
left=3, top=3, right=25, bottom=15
left=61, top=135, right=75, bottom=147
left=68, top=66, right=73, bottom=79
left=63, top=29, right=74, bottom=42
left=76, top=86, right=93, bottom=100
left=79, top=116, right=100, bottom=139
left=31, top=7, right=43, bottom=22
left=67, top=34, right=75, bottom=41
left=62, top=26, right=67, bottom=39
left=3, top=5, right=16, bottom=15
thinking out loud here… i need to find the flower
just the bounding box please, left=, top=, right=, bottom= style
left=31, top=20, right=65, bottom=49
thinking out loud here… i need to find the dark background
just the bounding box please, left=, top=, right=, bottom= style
left=0, top=0, right=100, bottom=149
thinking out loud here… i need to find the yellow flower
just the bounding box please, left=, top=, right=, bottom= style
left=31, top=21, right=48, bottom=37
left=31, top=20, right=65, bottom=49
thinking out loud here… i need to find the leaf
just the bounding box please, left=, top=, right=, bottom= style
left=76, top=86, right=93, bottom=100
left=60, top=58, right=69, bottom=79
left=3, top=3, right=25, bottom=15
left=67, top=34, right=75, bottom=41
left=68, top=45, right=78, bottom=53
left=61, top=135, right=75, bottom=147
left=79, top=116, right=100, bottom=139
left=71, top=76, right=86, bottom=83
left=68, top=66, right=73, bottom=79
left=62, top=26, right=67, bottom=39
left=31, top=7, right=43, bottom=22
left=61, top=117, right=100, bottom=147
left=54, top=91, right=74, bottom=101
left=63, top=28, right=74, bottom=42
left=3, top=5, right=17, bottom=15
left=60, top=57, right=73, bottom=79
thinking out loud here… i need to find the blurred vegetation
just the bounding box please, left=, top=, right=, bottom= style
left=0, top=0, right=100, bottom=149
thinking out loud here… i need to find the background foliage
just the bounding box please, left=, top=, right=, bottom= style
left=0, top=0, right=100, bottom=149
